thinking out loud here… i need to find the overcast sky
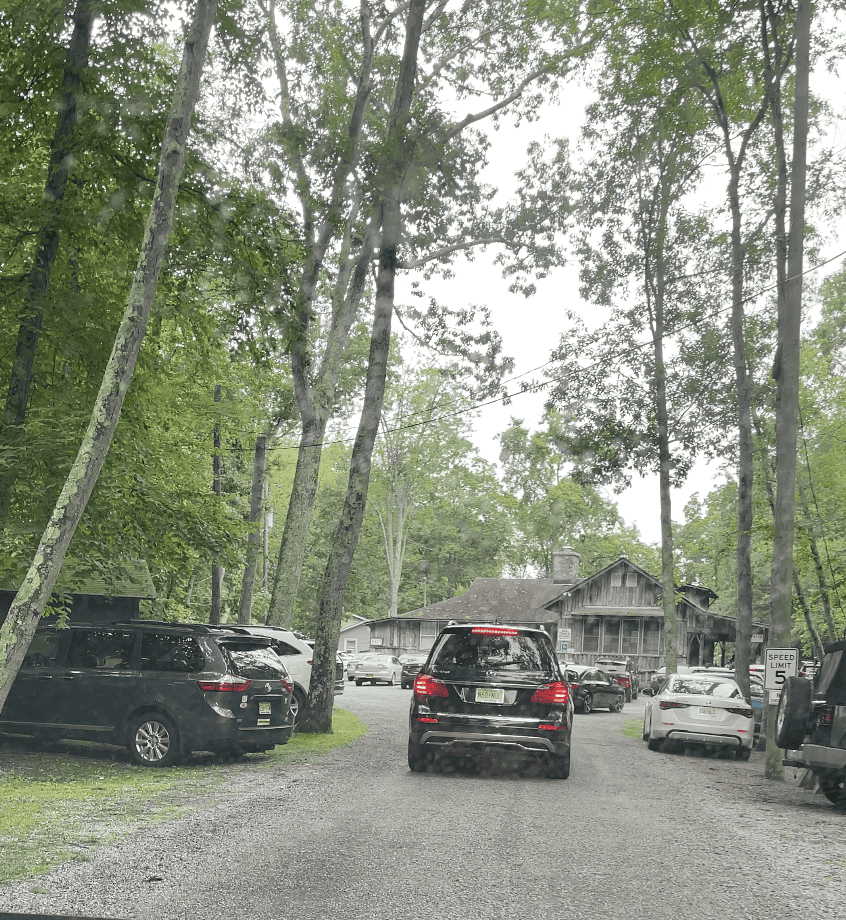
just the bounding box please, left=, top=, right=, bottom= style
left=396, top=42, right=846, bottom=547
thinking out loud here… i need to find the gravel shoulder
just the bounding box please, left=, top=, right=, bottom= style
left=1, top=689, right=844, bottom=920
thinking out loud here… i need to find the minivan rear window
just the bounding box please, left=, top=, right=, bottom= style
left=429, top=631, right=556, bottom=675
left=220, top=642, right=289, bottom=680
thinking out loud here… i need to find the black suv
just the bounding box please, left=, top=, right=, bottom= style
left=778, top=640, right=846, bottom=807
left=0, top=620, right=294, bottom=766
left=407, top=624, right=573, bottom=777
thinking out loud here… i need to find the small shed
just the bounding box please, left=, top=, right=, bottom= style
left=0, top=559, right=156, bottom=626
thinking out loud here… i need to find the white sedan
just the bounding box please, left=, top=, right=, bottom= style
left=643, top=673, right=755, bottom=759
left=352, top=654, right=402, bottom=686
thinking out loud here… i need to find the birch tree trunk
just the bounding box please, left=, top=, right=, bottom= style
left=0, top=0, right=218, bottom=712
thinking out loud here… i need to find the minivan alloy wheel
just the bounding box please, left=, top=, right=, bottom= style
left=128, top=714, right=177, bottom=767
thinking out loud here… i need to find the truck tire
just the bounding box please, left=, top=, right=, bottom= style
left=775, top=676, right=812, bottom=749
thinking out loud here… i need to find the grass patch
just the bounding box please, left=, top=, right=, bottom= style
left=620, top=717, right=644, bottom=741
left=0, top=706, right=366, bottom=888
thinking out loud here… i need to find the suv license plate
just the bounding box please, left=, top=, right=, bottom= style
left=259, top=702, right=271, bottom=715
left=475, top=688, right=505, bottom=704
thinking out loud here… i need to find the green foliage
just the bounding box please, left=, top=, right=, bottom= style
left=498, top=408, right=659, bottom=575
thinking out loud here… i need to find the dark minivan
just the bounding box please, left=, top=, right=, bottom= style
left=408, top=623, right=573, bottom=777
left=0, top=620, right=294, bottom=766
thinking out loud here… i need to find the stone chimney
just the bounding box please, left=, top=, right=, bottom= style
left=552, top=547, right=580, bottom=585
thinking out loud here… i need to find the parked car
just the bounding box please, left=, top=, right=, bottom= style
left=400, top=654, right=428, bottom=689
left=643, top=672, right=754, bottom=759
left=778, top=640, right=846, bottom=807
left=346, top=652, right=380, bottom=681
left=408, top=623, right=573, bottom=777
left=644, top=665, right=691, bottom=695
left=0, top=620, right=294, bottom=766
left=594, top=657, right=638, bottom=701
left=563, top=665, right=625, bottom=713
left=207, top=625, right=343, bottom=726
left=353, top=654, right=402, bottom=685
left=693, top=667, right=764, bottom=736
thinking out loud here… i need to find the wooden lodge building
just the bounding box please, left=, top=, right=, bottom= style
left=365, top=548, right=769, bottom=676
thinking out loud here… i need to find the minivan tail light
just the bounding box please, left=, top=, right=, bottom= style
left=414, top=674, right=449, bottom=698
left=197, top=675, right=251, bottom=692
left=531, top=681, right=570, bottom=706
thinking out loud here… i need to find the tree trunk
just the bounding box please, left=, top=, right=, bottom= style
left=0, top=0, right=218, bottom=713
left=727, top=158, right=755, bottom=706
left=210, top=383, right=223, bottom=625
left=265, top=415, right=325, bottom=627
left=298, top=0, right=427, bottom=733
left=0, top=0, right=96, bottom=527
left=239, top=434, right=267, bottom=623
left=766, top=0, right=812, bottom=779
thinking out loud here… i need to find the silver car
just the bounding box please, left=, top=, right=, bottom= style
left=352, top=654, right=402, bottom=686
left=643, top=673, right=754, bottom=759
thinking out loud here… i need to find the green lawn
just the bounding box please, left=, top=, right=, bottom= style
left=620, top=717, right=644, bottom=741
left=0, top=707, right=366, bottom=888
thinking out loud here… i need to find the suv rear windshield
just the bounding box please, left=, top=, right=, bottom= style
left=220, top=641, right=289, bottom=680
left=429, top=629, right=557, bottom=676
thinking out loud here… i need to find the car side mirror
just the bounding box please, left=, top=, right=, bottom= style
left=643, top=687, right=652, bottom=696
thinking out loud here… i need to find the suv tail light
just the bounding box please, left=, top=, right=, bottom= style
left=413, top=674, right=449, bottom=698
left=282, top=676, right=293, bottom=693
left=659, top=700, right=690, bottom=710
left=531, top=681, right=570, bottom=705
left=197, top=675, right=251, bottom=692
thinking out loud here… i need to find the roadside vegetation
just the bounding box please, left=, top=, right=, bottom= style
left=0, top=708, right=366, bottom=887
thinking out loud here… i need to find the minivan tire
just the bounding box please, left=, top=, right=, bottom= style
left=128, top=713, right=178, bottom=767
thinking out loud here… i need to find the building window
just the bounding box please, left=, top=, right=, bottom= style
left=643, top=619, right=660, bottom=655
left=420, top=620, right=438, bottom=650
left=621, top=619, right=639, bottom=655
left=610, top=572, right=622, bottom=587
left=344, top=639, right=357, bottom=653
left=583, top=618, right=600, bottom=653
left=626, top=573, right=637, bottom=587
left=602, top=618, right=620, bottom=654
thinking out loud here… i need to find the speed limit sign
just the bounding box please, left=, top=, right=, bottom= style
left=764, top=647, right=799, bottom=691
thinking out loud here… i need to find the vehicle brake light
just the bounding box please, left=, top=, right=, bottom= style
left=197, top=675, right=251, bottom=692
left=531, top=681, right=570, bottom=705
left=282, top=677, right=293, bottom=693
left=727, top=706, right=753, bottom=718
left=471, top=626, right=518, bottom=636
left=539, top=723, right=567, bottom=731
left=659, top=700, right=690, bottom=710
left=569, top=682, right=579, bottom=691
left=414, top=674, right=449, bottom=698
left=307, top=660, right=313, bottom=665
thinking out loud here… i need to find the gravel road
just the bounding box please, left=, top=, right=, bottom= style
left=2, top=685, right=845, bottom=920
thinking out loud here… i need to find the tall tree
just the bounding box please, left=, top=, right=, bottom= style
left=0, top=0, right=218, bottom=711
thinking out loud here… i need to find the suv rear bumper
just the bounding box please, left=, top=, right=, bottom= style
left=786, top=743, right=846, bottom=771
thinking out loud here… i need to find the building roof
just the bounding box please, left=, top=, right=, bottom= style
left=0, top=558, right=156, bottom=599
left=373, top=577, right=563, bottom=625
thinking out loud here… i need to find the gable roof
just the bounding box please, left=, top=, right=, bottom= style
left=372, top=577, right=562, bottom=626
left=0, top=559, right=156, bottom=599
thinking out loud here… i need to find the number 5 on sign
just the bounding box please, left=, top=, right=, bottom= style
left=764, top=647, right=799, bottom=691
